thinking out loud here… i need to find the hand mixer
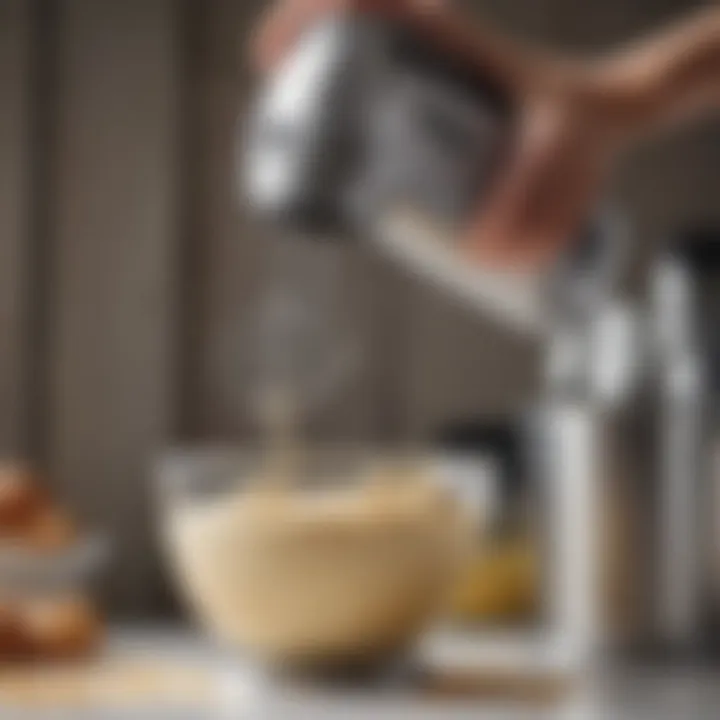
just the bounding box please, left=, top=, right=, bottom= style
left=242, top=12, right=619, bottom=336
left=241, top=7, right=624, bottom=688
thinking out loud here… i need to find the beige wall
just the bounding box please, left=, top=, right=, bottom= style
left=0, top=0, right=717, bottom=616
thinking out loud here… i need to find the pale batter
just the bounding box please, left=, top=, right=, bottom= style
left=164, top=466, right=473, bottom=668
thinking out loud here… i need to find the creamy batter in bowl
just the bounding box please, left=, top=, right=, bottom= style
left=157, top=449, right=476, bottom=671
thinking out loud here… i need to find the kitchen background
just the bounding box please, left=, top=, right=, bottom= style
left=0, top=0, right=718, bottom=619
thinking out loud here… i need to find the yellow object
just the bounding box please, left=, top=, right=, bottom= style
left=451, top=537, right=539, bottom=623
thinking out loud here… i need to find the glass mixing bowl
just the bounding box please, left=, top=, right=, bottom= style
left=156, top=447, right=478, bottom=673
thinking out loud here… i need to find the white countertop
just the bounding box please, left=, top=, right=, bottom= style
left=2, top=628, right=719, bottom=719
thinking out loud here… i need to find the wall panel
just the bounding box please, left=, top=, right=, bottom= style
left=0, top=0, right=32, bottom=457
left=46, top=0, right=181, bottom=615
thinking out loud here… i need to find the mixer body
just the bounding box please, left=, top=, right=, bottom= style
left=243, top=15, right=509, bottom=241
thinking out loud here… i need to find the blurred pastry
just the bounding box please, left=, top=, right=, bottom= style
left=0, top=603, right=31, bottom=661
left=23, top=508, right=78, bottom=552
left=23, top=597, right=102, bottom=660
left=0, top=465, right=47, bottom=534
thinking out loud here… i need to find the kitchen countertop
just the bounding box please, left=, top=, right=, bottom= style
left=2, top=628, right=719, bottom=719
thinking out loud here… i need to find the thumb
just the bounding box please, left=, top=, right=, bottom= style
left=252, top=0, right=451, bottom=74
left=463, top=104, right=597, bottom=270
left=252, top=0, right=348, bottom=74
